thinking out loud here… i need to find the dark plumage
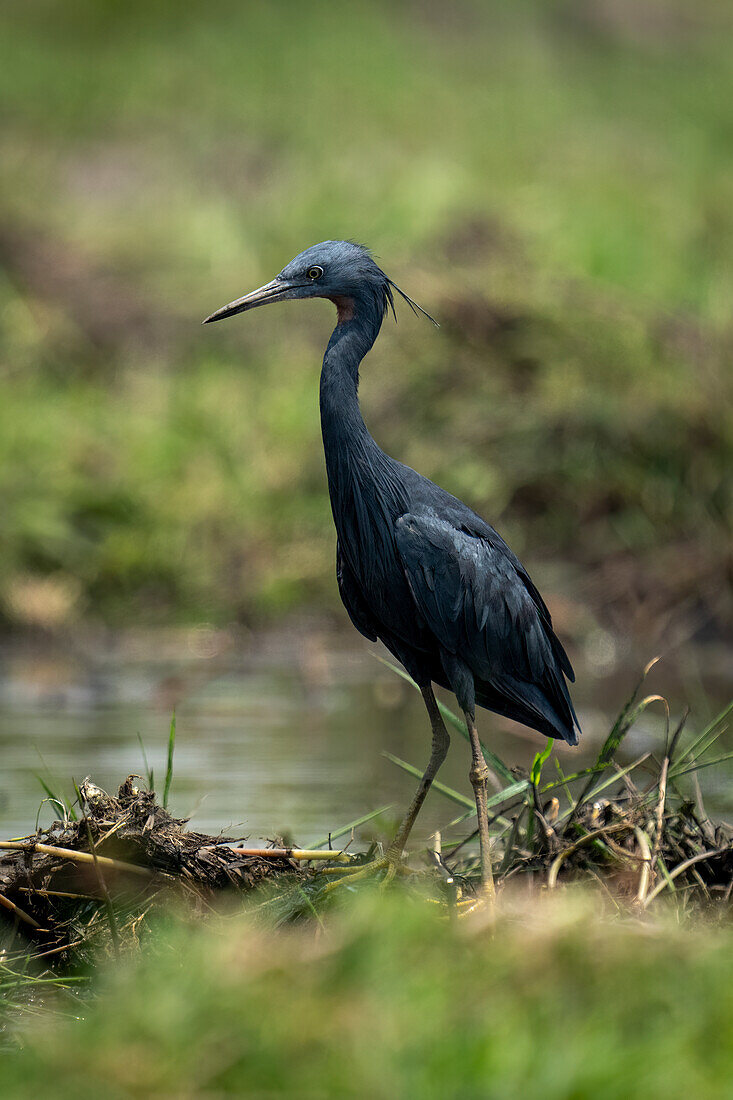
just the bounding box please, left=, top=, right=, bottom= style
left=204, top=240, right=580, bottom=891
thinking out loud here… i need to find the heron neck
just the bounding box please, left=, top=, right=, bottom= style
left=319, top=311, right=382, bottom=467
left=319, top=307, right=409, bottom=550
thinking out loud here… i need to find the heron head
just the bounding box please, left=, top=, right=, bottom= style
left=202, top=240, right=436, bottom=326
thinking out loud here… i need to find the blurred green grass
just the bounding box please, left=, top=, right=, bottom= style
left=0, top=0, right=731, bottom=627
left=3, top=893, right=733, bottom=1098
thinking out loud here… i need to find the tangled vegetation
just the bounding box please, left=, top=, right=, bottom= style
left=1, top=668, right=730, bottom=995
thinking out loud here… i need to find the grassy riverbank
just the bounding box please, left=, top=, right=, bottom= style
left=1, top=675, right=731, bottom=1096
left=1, top=674, right=731, bottom=1096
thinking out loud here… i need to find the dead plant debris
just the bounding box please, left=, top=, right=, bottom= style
left=0, top=776, right=302, bottom=960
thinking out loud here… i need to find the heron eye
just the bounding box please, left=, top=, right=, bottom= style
left=307, top=266, right=324, bottom=280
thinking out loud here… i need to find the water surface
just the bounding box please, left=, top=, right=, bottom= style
left=0, top=625, right=730, bottom=847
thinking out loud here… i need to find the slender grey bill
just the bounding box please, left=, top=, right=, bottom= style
left=202, top=279, right=298, bottom=324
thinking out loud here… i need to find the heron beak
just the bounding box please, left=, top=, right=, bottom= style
left=202, top=279, right=291, bottom=324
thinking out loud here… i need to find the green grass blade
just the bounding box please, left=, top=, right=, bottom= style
left=656, top=855, right=676, bottom=893
left=295, top=886, right=326, bottom=932
left=377, top=657, right=514, bottom=783
left=137, top=732, right=154, bottom=790
left=445, top=792, right=525, bottom=831
left=74, top=779, right=120, bottom=958
left=35, top=797, right=66, bottom=832
left=558, top=753, right=650, bottom=825
left=595, top=691, right=665, bottom=770
left=445, top=808, right=479, bottom=828
left=566, top=680, right=665, bottom=832
left=163, top=711, right=176, bottom=810
left=668, top=751, right=733, bottom=781
left=35, top=776, right=76, bottom=824
left=383, top=752, right=474, bottom=809
left=530, top=738, right=553, bottom=787
left=593, top=679, right=645, bottom=769
left=669, top=728, right=728, bottom=778
left=36, top=776, right=60, bottom=804
left=36, top=779, right=66, bottom=819
left=431, top=697, right=515, bottom=785
left=487, top=781, right=529, bottom=810
left=309, top=805, right=393, bottom=850
left=384, top=752, right=528, bottom=819
left=539, top=765, right=603, bottom=794
left=500, top=803, right=527, bottom=873
left=675, top=701, right=732, bottom=767
left=553, top=758, right=576, bottom=810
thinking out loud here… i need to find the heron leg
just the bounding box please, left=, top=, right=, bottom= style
left=385, top=685, right=450, bottom=861
left=465, top=711, right=496, bottom=900
left=322, top=686, right=449, bottom=894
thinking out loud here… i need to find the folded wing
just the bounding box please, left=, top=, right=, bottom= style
left=394, top=511, right=579, bottom=744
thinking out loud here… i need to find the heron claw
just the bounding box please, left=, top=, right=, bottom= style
left=321, top=852, right=409, bottom=894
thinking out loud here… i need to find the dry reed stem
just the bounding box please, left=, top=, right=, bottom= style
left=634, top=827, right=652, bottom=903
left=0, top=889, right=42, bottom=929
left=643, top=848, right=725, bottom=908
left=547, top=822, right=635, bottom=889
left=228, top=848, right=352, bottom=862
left=0, top=840, right=153, bottom=877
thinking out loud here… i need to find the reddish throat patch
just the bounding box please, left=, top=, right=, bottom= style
left=330, top=296, right=355, bottom=324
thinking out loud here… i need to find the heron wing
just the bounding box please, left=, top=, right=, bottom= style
left=336, top=541, right=378, bottom=642
left=394, top=511, right=578, bottom=740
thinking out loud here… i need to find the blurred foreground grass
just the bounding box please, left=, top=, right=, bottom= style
left=1, top=674, right=732, bottom=1096
left=3, top=893, right=733, bottom=1099
left=0, top=0, right=731, bottom=629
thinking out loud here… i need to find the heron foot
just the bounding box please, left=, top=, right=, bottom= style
left=469, top=761, right=490, bottom=785
left=321, top=851, right=411, bottom=894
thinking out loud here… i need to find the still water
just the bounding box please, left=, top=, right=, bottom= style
left=0, top=624, right=730, bottom=846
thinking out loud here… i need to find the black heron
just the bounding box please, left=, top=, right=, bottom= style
left=204, top=241, right=580, bottom=893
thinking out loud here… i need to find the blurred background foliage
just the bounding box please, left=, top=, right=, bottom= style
left=0, top=0, right=731, bottom=637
